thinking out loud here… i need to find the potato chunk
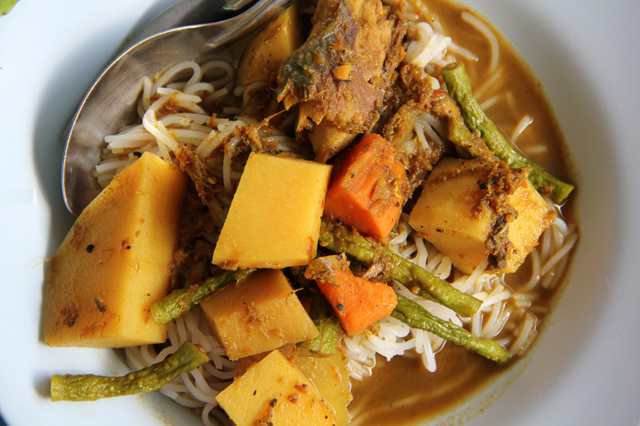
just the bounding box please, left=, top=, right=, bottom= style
left=212, top=153, right=332, bottom=269
left=216, top=350, right=336, bottom=426
left=236, top=2, right=302, bottom=86
left=409, top=158, right=555, bottom=274
left=237, top=346, right=353, bottom=426
left=44, top=153, right=187, bottom=347
left=502, top=175, right=557, bottom=271
left=285, top=349, right=352, bottom=426
left=200, top=269, right=318, bottom=360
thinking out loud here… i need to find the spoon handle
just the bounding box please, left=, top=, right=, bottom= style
left=205, top=0, right=295, bottom=49
left=223, top=0, right=256, bottom=11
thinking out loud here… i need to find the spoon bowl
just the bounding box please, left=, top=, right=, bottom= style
left=62, top=0, right=292, bottom=216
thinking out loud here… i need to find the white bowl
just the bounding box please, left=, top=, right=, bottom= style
left=0, top=0, right=638, bottom=425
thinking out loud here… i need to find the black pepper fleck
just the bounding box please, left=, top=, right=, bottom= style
left=94, top=299, right=107, bottom=313
left=86, top=244, right=95, bottom=253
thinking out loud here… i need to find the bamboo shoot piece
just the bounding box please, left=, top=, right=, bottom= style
left=409, top=158, right=555, bottom=274
left=212, top=153, right=331, bottom=270
left=44, top=153, right=187, bottom=348
left=216, top=350, right=337, bottom=426
left=200, top=269, right=319, bottom=360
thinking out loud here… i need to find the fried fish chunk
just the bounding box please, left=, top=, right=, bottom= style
left=278, top=0, right=406, bottom=162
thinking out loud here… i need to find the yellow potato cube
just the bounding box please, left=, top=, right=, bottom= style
left=236, top=3, right=302, bottom=86
left=216, top=350, right=337, bottom=426
left=200, top=269, right=318, bottom=360
left=409, top=158, right=491, bottom=274
left=44, top=153, right=187, bottom=347
left=409, top=158, right=554, bottom=274
left=237, top=346, right=352, bottom=425
left=238, top=346, right=352, bottom=425
left=212, top=153, right=332, bottom=269
left=504, top=178, right=557, bottom=272
left=287, top=350, right=352, bottom=426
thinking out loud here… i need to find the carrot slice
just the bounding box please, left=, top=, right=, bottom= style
left=324, top=134, right=408, bottom=241
left=307, top=255, right=398, bottom=335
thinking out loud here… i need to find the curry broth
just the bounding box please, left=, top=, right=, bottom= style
left=349, top=0, right=575, bottom=424
left=349, top=348, right=503, bottom=426
left=428, top=0, right=572, bottom=179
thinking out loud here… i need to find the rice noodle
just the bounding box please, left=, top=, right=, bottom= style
left=405, top=22, right=452, bottom=68
left=125, top=309, right=236, bottom=425
left=461, top=10, right=500, bottom=73
left=511, top=114, right=534, bottom=143
left=95, top=60, right=295, bottom=188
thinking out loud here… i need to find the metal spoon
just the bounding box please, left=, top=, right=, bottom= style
left=62, top=0, right=292, bottom=216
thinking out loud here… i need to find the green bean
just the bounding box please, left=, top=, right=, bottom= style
left=150, top=270, right=238, bottom=325
left=441, top=62, right=574, bottom=204
left=319, top=220, right=482, bottom=317
left=50, top=342, right=210, bottom=401
left=392, top=294, right=510, bottom=365
left=298, top=291, right=341, bottom=355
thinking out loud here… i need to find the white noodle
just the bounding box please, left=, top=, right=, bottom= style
left=511, top=115, right=534, bottom=143
left=462, top=11, right=499, bottom=73
left=405, top=22, right=452, bottom=68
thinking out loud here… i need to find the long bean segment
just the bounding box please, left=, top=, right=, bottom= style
left=392, top=294, right=510, bottom=365
left=50, top=341, right=210, bottom=401
left=298, top=291, right=341, bottom=355
left=319, top=220, right=481, bottom=317
left=151, top=270, right=238, bottom=325
left=441, top=62, right=574, bottom=204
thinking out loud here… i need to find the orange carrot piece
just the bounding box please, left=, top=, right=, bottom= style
left=315, top=270, right=398, bottom=336
left=324, top=134, right=408, bottom=241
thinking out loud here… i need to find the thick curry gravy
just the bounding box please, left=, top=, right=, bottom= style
left=348, top=0, right=576, bottom=424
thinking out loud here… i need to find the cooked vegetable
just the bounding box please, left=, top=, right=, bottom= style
left=44, top=152, right=187, bottom=348
left=282, top=346, right=352, bottom=426
left=446, top=111, right=493, bottom=159
left=50, top=341, right=209, bottom=401
left=441, top=62, right=574, bottom=204
left=216, top=350, right=337, bottom=426
left=199, top=269, right=319, bottom=360
left=236, top=345, right=353, bottom=426
left=0, top=0, right=18, bottom=15
left=307, top=121, right=357, bottom=166
left=409, top=158, right=556, bottom=274
left=298, top=290, right=342, bottom=355
left=150, top=269, right=238, bottom=325
left=306, top=255, right=398, bottom=335
left=236, top=2, right=303, bottom=86
left=324, top=134, right=409, bottom=241
left=212, top=153, right=332, bottom=270
left=319, top=220, right=482, bottom=317
left=392, top=295, right=510, bottom=365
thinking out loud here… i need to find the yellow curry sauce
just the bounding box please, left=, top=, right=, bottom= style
left=348, top=0, right=576, bottom=424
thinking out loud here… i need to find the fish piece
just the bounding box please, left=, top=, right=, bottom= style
left=278, top=0, right=406, bottom=162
